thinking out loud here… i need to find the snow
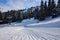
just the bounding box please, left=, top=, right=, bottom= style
left=0, top=18, right=37, bottom=27
left=0, top=27, right=60, bottom=40
left=9, top=18, right=38, bottom=26
left=0, top=16, right=60, bottom=40
left=0, top=16, right=60, bottom=27
left=27, top=16, right=60, bottom=27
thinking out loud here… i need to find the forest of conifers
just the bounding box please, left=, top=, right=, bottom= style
left=0, top=0, right=60, bottom=24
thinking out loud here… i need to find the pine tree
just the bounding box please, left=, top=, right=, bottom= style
left=39, top=0, right=45, bottom=20
left=44, top=1, right=48, bottom=17
left=48, top=0, right=51, bottom=7
left=51, top=0, right=56, bottom=13
left=0, top=11, right=2, bottom=20
left=51, top=0, right=57, bottom=18
left=17, top=10, right=23, bottom=22
left=34, top=7, right=39, bottom=19
left=17, top=10, right=21, bottom=22
left=48, top=0, right=52, bottom=16
left=0, top=11, right=3, bottom=23
left=57, top=0, right=60, bottom=16
left=57, top=0, right=60, bottom=7
left=40, top=0, right=44, bottom=12
left=3, top=12, right=7, bottom=23
left=51, top=0, right=56, bottom=9
left=44, top=1, right=47, bottom=10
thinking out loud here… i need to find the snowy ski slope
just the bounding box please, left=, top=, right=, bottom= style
left=0, top=16, right=60, bottom=40
left=0, top=27, right=60, bottom=40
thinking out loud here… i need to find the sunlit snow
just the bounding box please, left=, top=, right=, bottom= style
left=0, top=16, right=60, bottom=40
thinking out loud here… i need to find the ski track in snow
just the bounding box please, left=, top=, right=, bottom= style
left=0, top=27, right=60, bottom=40
left=0, top=16, right=60, bottom=40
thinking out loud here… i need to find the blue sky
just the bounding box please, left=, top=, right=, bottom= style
left=0, top=0, right=58, bottom=12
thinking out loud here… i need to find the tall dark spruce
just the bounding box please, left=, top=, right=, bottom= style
left=48, top=0, right=52, bottom=16
left=57, top=0, right=60, bottom=16
left=39, top=0, right=45, bottom=20
left=0, top=11, right=3, bottom=24
left=44, top=1, right=48, bottom=17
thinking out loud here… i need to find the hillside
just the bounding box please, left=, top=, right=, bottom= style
left=27, top=16, right=60, bottom=27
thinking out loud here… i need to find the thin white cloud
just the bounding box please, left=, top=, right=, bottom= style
left=7, top=0, right=25, bottom=10
left=0, top=0, right=58, bottom=12
left=0, top=4, right=11, bottom=12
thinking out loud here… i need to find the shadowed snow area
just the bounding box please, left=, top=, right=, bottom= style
left=0, top=18, right=38, bottom=27
left=27, top=17, right=60, bottom=27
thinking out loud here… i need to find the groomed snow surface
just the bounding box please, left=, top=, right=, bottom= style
left=0, top=27, right=60, bottom=40
left=0, top=16, right=60, bottom=40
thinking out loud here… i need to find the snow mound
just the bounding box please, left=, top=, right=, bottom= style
left=27, top=17, right=60, bottom=27
left=10, top=18, right=38, bottom=26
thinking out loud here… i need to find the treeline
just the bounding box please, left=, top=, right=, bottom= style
left=0, top=0, right=60, bottom=24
